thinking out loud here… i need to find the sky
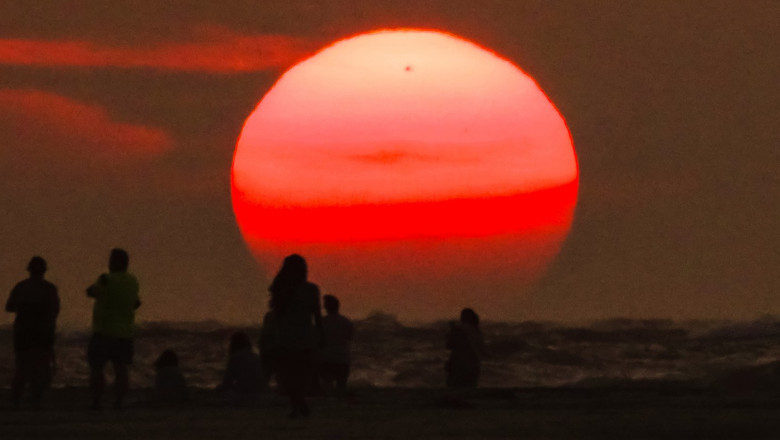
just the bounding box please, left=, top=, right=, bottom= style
left=1, top=1, right=777, bottom=328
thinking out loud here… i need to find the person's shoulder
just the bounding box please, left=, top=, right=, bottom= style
left=303, top=282, right=320, bottom=297
left=111, top=272, right=139, bottom=286
left=42, top=279, right=59, bottom=298
left=120, top=271, right=139, bottom=281
left=233, top=349, right=260, bottom=362
left=12, top=278, right=49, bottom=292
left=11, top=279, right=29, bottom=292
left=325, top=313, right=352, bottom=327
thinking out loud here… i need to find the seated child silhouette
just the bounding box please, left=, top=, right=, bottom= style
left=218, top=332, right=264, bottom=402
left=153, top=349, right=188, bottom=403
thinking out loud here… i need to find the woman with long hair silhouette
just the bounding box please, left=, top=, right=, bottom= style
left=268, top=254, right=323, bottom=418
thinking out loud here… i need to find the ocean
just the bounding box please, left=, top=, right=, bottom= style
left=2, top=313, right=780, bottom=390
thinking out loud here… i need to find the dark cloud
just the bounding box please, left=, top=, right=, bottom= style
left=0, top=89, right=171, bottom=157
left=0, top=30, right=317, bottom=72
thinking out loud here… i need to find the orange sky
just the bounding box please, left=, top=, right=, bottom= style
left=0, top=1, right=777, bottom=327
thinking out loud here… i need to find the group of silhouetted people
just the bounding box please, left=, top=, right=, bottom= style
left=5, top=249, right=140, bottom=410
left=6, top=251, right=486, bottom=415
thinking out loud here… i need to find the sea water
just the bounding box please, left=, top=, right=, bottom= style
left=2, top=314, right=780, bottom=389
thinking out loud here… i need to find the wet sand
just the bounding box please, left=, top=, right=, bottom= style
left=2, top=386, right=779, bottom=439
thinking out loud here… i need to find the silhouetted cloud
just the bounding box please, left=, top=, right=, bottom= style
left=0, top=30, right=317, bottom=72
left=0, top=89, right=172, bottom=157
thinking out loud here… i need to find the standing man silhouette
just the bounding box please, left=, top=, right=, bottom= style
left=86, top=248, right=140, bottom=410
left=5, top=256, right=60, bottom=410
left=318, top=295, right=354, bottom=392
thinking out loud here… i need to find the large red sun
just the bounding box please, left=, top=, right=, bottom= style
left=231, top=29, right=578, bottom=321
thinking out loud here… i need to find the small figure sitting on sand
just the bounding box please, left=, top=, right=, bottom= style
left=217, top=332, right=264, bottom=402
left=153, top=349, right=188, bottom=403
left=317, top=294, right=354, bottom=392
left=445, top=308, right=487, bottom=388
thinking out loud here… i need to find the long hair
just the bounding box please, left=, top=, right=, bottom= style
left=268, top=254, right=308, bottom=314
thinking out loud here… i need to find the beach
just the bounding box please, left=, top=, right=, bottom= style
left=3, top=317, right=780, bottom=438
left=2, top=385, right=780, bottom=439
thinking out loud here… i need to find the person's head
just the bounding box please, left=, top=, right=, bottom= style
left=155, top=350, right=179, bottom=369
left=109, top=248, right=129, bottom=273
left=460, top=308, right=479, bottom=328
left=272, top=254, right=307, bottom=287
left=26, top=256, right=47, bottom=278
left=268, top=254, right=308, bottom=311
left=323, top=294, right=340, bottom=315
left=229, top=332, right=252, bottom=355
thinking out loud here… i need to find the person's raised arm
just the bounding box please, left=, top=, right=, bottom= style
left=86, top=285, right=99, bottom=298
left=86, top=274, right=108, bottom=298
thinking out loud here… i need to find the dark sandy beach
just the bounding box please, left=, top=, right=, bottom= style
left=2, top=386, right=779, bottom=439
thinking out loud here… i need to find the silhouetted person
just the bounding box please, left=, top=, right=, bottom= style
left=5, top=256, right=60, bottom=410
left=258, top=307, right=277, bottom=388
left=445, top=308, right=487, bottom=388
left=153, top=349, right=188, bottom=403
left=218, top=332, right=264, bottom=402
left=269, top=254, right=323, bottom=418
left=86, top=248, right=141, bottom=410
left=317, top=295, right=354, bottom=392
